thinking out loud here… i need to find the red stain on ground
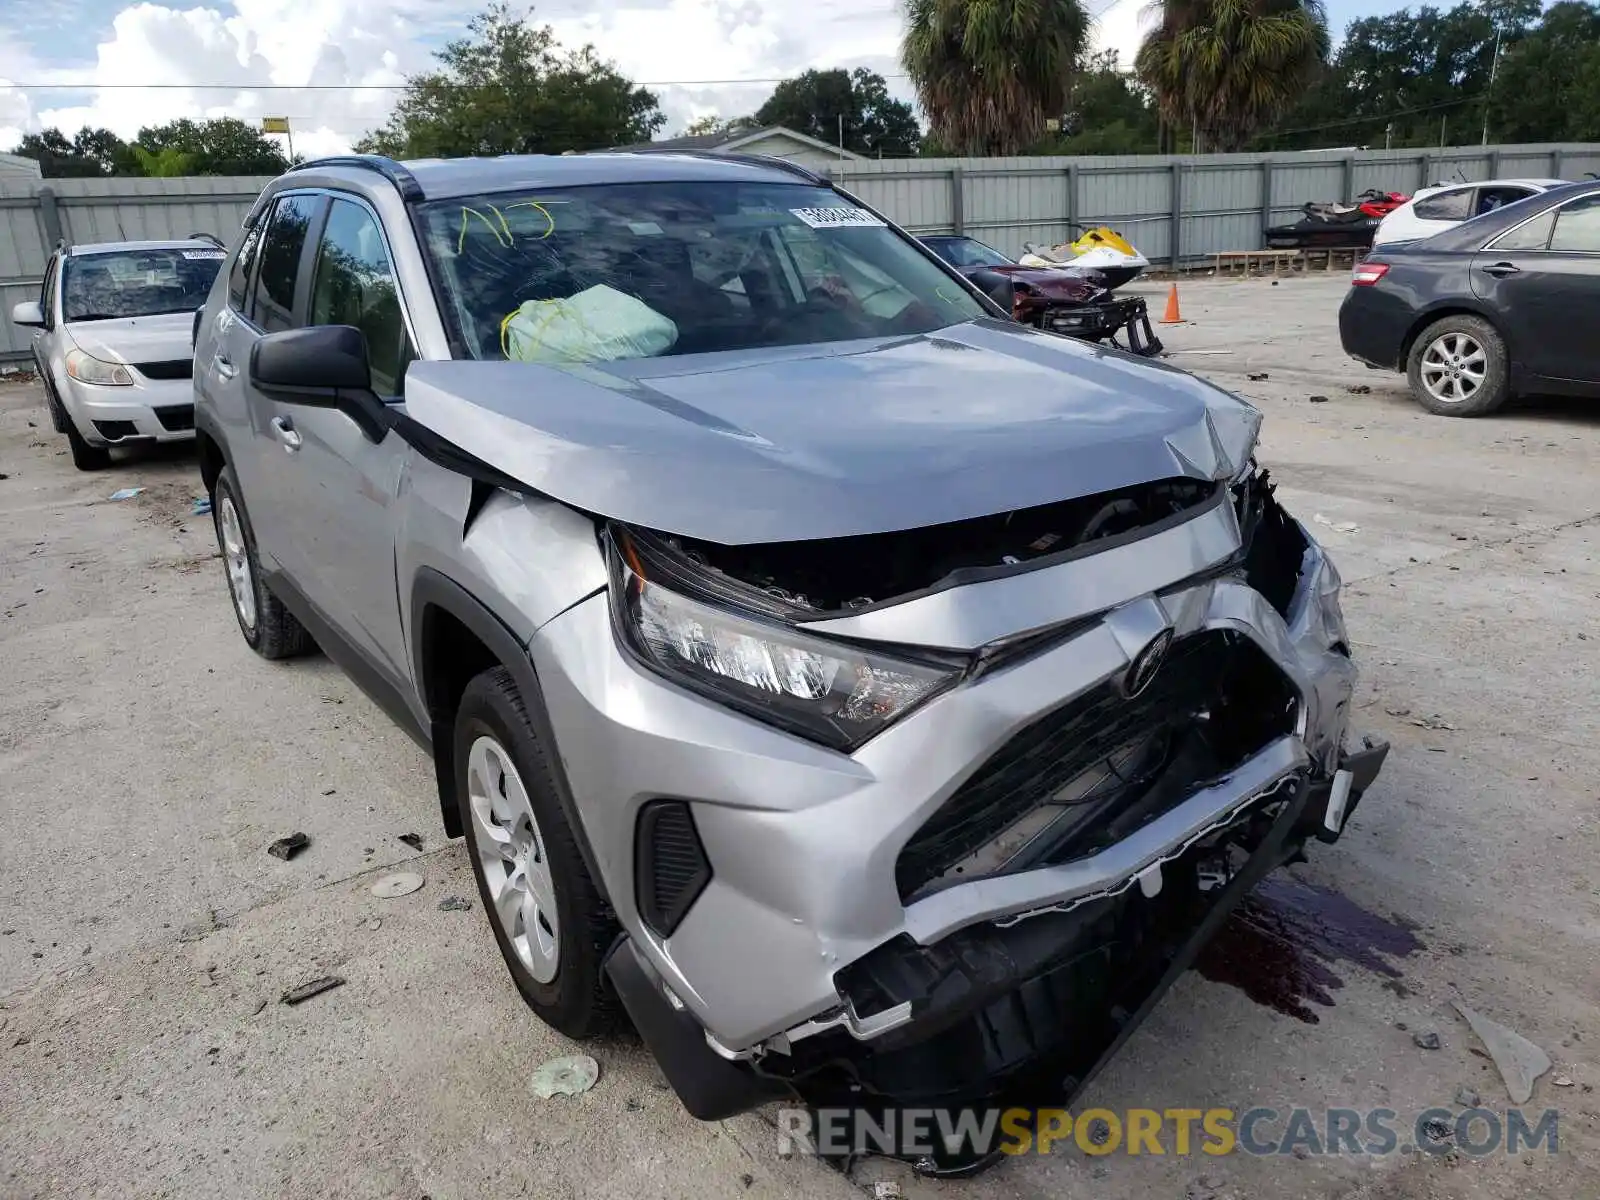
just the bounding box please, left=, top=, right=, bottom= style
left=1196, top=874, right=1423, bottom=1022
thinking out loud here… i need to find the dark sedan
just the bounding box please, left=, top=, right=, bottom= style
left=919, top=235, right=1162, bottom=356
left=1339, top=180, right=1600, bottom=416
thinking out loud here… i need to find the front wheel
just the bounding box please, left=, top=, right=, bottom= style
left=1406, top=315, right=1509, bottom=417
left=455, top=666, right=618, bottom=1039
left=62, top=415, right=110, bottom=471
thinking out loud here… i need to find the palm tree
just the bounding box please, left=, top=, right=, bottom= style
left=1136, top=0, right=1329, bottom=153
left=902, top=0, right=1091, bottom=156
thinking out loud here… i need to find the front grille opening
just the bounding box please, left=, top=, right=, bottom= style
left=666, top=477, right=1219, bottom=612
left=155, top=405, right=196, bottom=432
left=634, top=800, right=712, bottom=937
left=895, top=631, right=1298, bottom=901
left=92, top=419, right=139, bottom=441
left=133, top=359, right=193, bottom=381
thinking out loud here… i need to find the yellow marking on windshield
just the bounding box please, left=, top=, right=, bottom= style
left=501, top=201, right=556, bottom=240
left=458, top=206, right=512, bottom=253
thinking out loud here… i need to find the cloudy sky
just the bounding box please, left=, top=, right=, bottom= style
left=0, top=0, right=1392, bottom=157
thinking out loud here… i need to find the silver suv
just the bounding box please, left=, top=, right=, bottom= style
left=13, top=237, right=226, bottom=469
left=193, top=153, right=1386, bottom=1168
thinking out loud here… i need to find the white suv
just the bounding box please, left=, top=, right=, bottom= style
left=1373, top=179, right=1568, bottom=248
left=11, top=237, right=226, bottom=470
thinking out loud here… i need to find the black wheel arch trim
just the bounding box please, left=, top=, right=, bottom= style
left=410, top=567, right=611, bottom=905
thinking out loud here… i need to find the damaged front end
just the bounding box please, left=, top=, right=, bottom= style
left=590, top=464, right=1388, bottom=1172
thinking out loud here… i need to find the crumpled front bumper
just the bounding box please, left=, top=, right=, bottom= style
left=1037, top=296, right=1163, bottom=356
left=528, top=493, right=1384, bottom=1126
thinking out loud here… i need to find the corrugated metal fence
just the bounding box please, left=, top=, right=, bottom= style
left=4, top=142, right=1600, bottom=361
left=828, top=142, right=1600, bottom=266
left=1, top=175, right=271, bottom=362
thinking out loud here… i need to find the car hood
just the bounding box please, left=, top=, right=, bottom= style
left=66, top=312, right=195, bottom=365
left=403, top=318, right=1261, bottom=545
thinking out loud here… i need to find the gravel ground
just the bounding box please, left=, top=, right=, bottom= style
left=1, top=275, right=1596, bottom=1200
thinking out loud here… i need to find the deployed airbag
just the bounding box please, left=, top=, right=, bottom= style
left=504, top=284, right=678, bottom=364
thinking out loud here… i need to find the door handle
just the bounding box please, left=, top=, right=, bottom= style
left=215, top=354, right=237, bottom=380
left=270, top=415, right=302, bottom=452
left=1480, top=262, right=1520, bottom=277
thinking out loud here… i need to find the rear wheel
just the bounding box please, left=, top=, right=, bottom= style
left=1406, top=315, right=1509, bottom=417
left=211, top=465, right=313, bottom=659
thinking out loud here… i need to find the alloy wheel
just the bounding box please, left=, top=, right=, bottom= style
left=467, top=735, right=560, bottom=983
left=217, top=495, right=257, bottom=631
left=1419, top=332, right=1487, bottom=406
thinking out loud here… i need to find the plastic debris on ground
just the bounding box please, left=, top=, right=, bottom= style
left=530, top=1053, right=600, bottom=1098
left=1308, top=394, right=1330, bottom=403
left=108, top=487, right=144, bottom=501
left=267, top=832, right=310, bottom=860
left=1247, top=372, right=1269, bottom=381
left=1453, top=1001, right=1551, bottom=1103
left=192, top=496, right=212, bottom=515
left=1313, top=513, right=1361, bottom=535
left=437, top=895, right=472, bottom=912
left=371, top=871, right=425, bottom=899
left=503, top=285, right=677, bottom=365
left=397, top=832, right=423, bottom=851
left=280, top=975, right=346, bottom=1005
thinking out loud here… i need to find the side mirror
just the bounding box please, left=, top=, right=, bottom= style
left=11, top=301, right=44, bottom=328
left=249, top=325, right=372, bottom=397
left=248, top=325, right=392, bottom=443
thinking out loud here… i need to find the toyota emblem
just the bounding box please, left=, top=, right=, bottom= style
left=1121, top=628, right=1174, bottom=698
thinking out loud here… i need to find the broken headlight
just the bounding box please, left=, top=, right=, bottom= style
left=609, top=532, right=957, bottom=751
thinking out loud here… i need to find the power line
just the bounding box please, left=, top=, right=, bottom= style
left=1264, top=92, right=1489, bottom=141
left=4, top=74, right=920, bottom=91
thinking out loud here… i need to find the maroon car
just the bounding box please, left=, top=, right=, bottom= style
left=920, top=235, right=1162, bottom=357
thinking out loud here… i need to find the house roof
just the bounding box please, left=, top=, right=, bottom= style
left=613, top=125, right=866, bottom=161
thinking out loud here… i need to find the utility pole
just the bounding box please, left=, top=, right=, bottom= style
left=1386, top=122, right=1394, bottom=150
left=1481, top=26, right=1503, bottom=146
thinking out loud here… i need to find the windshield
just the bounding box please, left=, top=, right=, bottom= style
left=930, top=237, right=1014, bottom=268
left=417, top=181, right=988, bottom=362
left=63, top=248, right=224, bottom=322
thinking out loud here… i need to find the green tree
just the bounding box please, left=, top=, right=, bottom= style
left=1053, top=49, right=1161, bottom=153
left=135, top=117, right=289, bottom=175
left=753, top=67, right=921, bottom=156
left=902, top=0, right=1090, bottom=156
left=14, top=127, right=137, bottom=177
left=1262, top=0, right=1541, bottom=149
left=133, top=146, right=195, bottom=177
left=355, top=4, right=664, bottom=157
left=1486, top=2, right=1600, bottom=142
left=1137, top=0, right=1331, bottom=152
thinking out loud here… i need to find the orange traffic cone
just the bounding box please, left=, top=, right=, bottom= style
left=1159, top=283, right=1183, bottom=324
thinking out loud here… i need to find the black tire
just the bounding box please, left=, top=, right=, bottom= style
left=1406, top=314, right=1510, bottom=417
left=62, top=413, right=111, bottom=471
left=211, top=465, right=314, bottom=659
left=454, top=666, right=618, bottom=1039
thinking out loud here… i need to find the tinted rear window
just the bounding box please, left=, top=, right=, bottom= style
left=62, top=248, right=223, bottom=322
left=253, top=194, right=320, bottom=332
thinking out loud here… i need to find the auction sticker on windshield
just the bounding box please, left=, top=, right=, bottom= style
left=791, top=207, right=886, bottom=229
left=181, top=250, right=226, bottom=260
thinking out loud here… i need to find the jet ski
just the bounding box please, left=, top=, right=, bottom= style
left=1264, top=189, right=1409, bottom=250
left=1018, top=224, right=1150, bottom=290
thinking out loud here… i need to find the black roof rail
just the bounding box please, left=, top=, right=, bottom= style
left=187, top=230, right=224, bottom=247
left=602, top=146, right=830, bottom=185
left=288, top=154, right=424, bottom=201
